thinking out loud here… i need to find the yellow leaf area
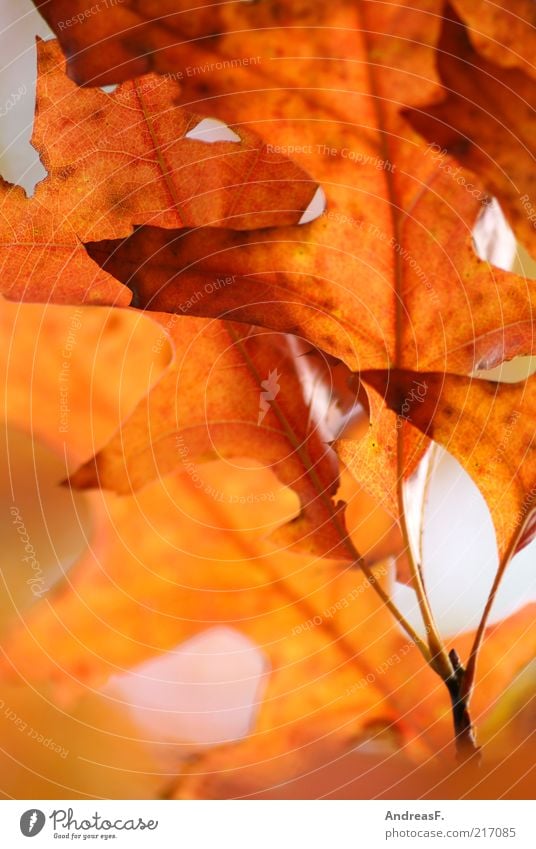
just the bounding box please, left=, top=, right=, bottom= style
left=0, top=298, right=533, bottom=798
left=1, top=455, right=533, bottom=796
left=0, top=297, right=171, bottom=462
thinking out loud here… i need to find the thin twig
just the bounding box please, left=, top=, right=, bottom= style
left=359, top=559, right=432, bottom=661
left=417, top=444, right=439, bottom=569
left=461, top=508, right=535, bottom=702
left=446, top=649, right=482, bottom=762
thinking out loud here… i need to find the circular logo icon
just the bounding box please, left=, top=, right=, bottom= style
left=20, top=810, right=46, bottom=837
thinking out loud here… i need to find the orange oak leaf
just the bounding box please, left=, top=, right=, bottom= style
left=1, top=293, right=533, bottom=797
left=0, top=179, right=129, bottom=306
left=8, top=0, right=534, bottom=798
left=284, top=348, right=420, bottom=571
left=406, top=5, right=536, bottom=257
left=33, top=39, right=318, bottom=235
left=31, top=0, right=307, bottom=87
left=2, top=461, right=533, bottom=796
left=37, top=0, right=536, bottom=86
left=1, top=39, right=317, bottom=305
left=3, top=453, right=535, bottom=791
left=0, top=295, right=171, bottom=463
left=80, top=0, right=536, bottom=551
left=336, top=385, right=429, bottom=524
left=360, top=369, right=536, bottom=561
left=70, top=316, right=358, bottom=561
left=168, top=602, right=535, bottom=799
left=0, top=295, right=171, bottom=632
left=168, top=653, right=536, bottom=800
left=0, top=463, right=432, bottom=752
left=86, top=1, right=536, bottom=377
left=0, top=676, right=170, bottom=799
left=334, top=380, right=430, bottom=588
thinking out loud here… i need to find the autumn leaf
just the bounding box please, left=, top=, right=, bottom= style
left=80, top=0, right=536, bottom=563
left=359, top=369, right=536, bottom=563
left=450, top=0, right=536, bottom=77
left=31, top=0, right=297, bottom=87
left=85, top=1, right=536, bottom=379
left=34, top=0, right=536, bottom=92
left=81, top=0, right=536, bottom=597
left=70, top=316, right=358, bottom=560
left=3, top=38, right=347, bottom=562
left=169, top=601, right=535, bottom=799
left=406, top=5, right=536, bottom=257
left=169, top=654, right=536, bottom=800
left=33, top=0, right=536, bottom=92
left=1, top=299, right=530, bottom=792
left=0, top=677, right=167, bottom=799
left=4, top=0, right=532, bottom=791
left=0, top=179, right=129, bottom=306
left=0, top=295, right=171, bottom=462
left=1, top=458, right=533, bottom=796
left=33, top=40, right=318, bottom=235
left=0, top=463, right=432, bottom=754
left=336, top=385, right=429, bottom=526
left=1, top=39, right=317, bottom=305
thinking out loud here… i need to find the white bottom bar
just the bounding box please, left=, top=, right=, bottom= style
left=2, top=800, right=534, bottom=848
